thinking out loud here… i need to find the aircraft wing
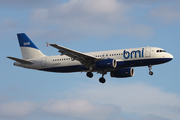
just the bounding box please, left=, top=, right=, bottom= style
left=7, top=57, right=33, bottom=64
left=47, top=43, right=99, bottom=67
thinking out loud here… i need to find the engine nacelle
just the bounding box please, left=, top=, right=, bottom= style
left=110, top=68, right=134, bottom=78
left=95, top=59, right=117, bottom=69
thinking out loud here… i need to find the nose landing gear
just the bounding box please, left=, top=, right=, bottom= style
left=148, top=65, right=153, bottom=75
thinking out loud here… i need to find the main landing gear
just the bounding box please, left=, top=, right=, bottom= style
left=99, top=73, right=106, bottom=84
left=86, top=71, right=106, bottom=84
left=87, top=72, right=93, bottom=78
left=98, top=71, right=107, bottom=84
left=148, top=65, right=153, bottom=75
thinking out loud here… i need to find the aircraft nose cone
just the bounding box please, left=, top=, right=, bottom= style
left=169, top=53, right=173, bottom=59
left=167, top=53, right=173, bottom=61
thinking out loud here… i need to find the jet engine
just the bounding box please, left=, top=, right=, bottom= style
left=110, top=68, right=134, bottom=78
left=95, top=59, right=117, bottom=69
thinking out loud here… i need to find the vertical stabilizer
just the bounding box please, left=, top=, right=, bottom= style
left=17, top=33, right=46, bottom=59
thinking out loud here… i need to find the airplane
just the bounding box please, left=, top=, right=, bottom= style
left=7, top=33, right=173, bottom=83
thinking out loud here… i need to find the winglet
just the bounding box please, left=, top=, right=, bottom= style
left=46, top=42, right=50, bottom=47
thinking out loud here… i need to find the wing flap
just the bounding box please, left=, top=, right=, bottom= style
left=7, top=57, right=33, bottom=64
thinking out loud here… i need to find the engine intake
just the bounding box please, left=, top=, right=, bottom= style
left=110, top=68, right=134, bottom=78
left=95, top=59, right=117, bottom=69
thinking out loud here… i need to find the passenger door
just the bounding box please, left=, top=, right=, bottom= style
left=145, top=47, right=151, bottom=57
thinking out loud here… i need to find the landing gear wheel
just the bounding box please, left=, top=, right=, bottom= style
left=148, top=65, right=153, bottom=76
left=149, top=71, right=153, bottom=75
left=99, top=77, right=106, bottom=83
left=87, top=72, right=93, bottom=78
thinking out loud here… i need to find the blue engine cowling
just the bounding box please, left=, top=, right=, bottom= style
left=95, top=59, right=117, bottom=69
left=110, top=68, right=134, bottom=78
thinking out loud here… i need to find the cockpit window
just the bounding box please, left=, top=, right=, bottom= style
left=157, top=50, right=166, bottom=52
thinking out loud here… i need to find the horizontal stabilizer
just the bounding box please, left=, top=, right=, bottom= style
left=7, top=57, right=33, bottom=64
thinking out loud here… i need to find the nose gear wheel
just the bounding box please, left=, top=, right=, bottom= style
left=148, top=65, right=153, bottom=75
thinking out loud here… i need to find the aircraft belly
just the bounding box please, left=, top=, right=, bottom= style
left=123, top=58, right=172, bottom=67
left=39, top=65, right=87, bottom=73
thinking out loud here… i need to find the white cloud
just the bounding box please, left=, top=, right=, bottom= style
left=150, top=3, right=180, bottom=24
left=74, top=83, right=180, bottom=120
left=0, top=0, right=161, bottom=41
left=0, top=101, right=36, bottom=117
left=29, top=0, right=154, bottom=40
left=0, top=99, right=121, bottom=120
left=0, top=0, right=58, bottom=8
left=30, top=0, right=128, bottom=30
left=139, top=114, right=169, bottom=120
left=0, top=83, right=180, bottom=120
left=2, top=0, right=180, bottom=41
left=41, top=99, right=121, bottom=120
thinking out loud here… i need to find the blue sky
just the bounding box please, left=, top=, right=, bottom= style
left=1, top=0, right=180, bottom=120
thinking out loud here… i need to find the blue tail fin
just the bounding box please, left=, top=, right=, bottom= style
left=17, top=33, right=45, bottom=59
left=17, top=33, right=39, bottom=49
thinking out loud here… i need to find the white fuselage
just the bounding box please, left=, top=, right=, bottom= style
left=14, top=47, right=173, bottom=73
